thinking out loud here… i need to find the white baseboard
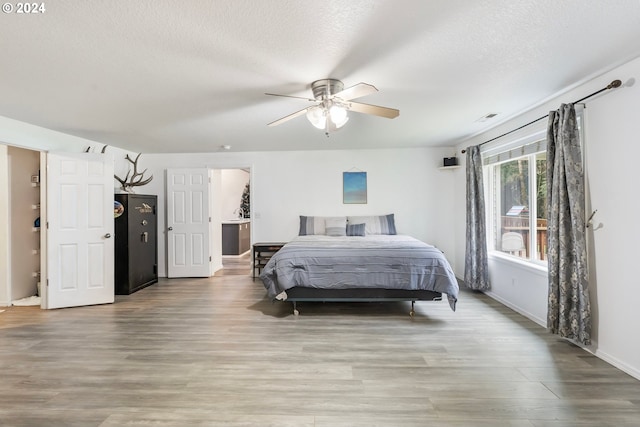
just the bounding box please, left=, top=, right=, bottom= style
left=484, top=290, right=640, bottom=382
left=484, top=290, right=547, bottom=327
left=593, top=348, right=640, bottom=381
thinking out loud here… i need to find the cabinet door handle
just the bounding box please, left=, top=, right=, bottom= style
left=168, top=227, right=173, bottom=231
left=104, top=233, right=111, bottom=239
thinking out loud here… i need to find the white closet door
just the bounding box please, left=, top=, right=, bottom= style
left=44, top=152, right=114, bottom=309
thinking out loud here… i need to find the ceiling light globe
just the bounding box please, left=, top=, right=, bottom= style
left=306, top=107, right=326, bottom=129
left=329, top=105, right=348, bottom=126
left=335, top=116, right=349, bottom=129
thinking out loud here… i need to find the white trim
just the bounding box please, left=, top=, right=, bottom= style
left=593, top=348, right=640, bottom=382
left=484, top=290, right=546, bottom=327
left=489, top=251, right=548, bottom=274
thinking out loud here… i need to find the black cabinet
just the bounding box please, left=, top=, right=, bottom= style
left=222, top=221, right=251, bottom=255
left=114, top=194, right=158, bottom=295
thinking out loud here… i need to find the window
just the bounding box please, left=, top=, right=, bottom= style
left=486, top=146, right=547, bottom=263
left=483, top=127, right=549, bottom=265
left=483, top=108, right=582, bottom=266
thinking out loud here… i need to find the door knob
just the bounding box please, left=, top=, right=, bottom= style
left=168, top=227, right=173, bottom=231
left=104, top=233, right=111, bottom=238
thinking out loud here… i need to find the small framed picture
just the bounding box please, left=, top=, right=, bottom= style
left=343, top=172, right=367, bottom=204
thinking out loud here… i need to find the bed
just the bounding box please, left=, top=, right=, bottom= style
left=260, top=215, right=459, bottom=316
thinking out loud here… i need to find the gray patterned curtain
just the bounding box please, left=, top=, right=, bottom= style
left=546, top=104, right=591, bottom=345
left=464, top=145, right=490, bottom=290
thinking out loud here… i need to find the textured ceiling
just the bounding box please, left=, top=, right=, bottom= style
left=2, top=0, right=640, bottom=153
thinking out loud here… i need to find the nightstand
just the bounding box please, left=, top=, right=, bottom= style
left=252, top=242, right=286, bottom=280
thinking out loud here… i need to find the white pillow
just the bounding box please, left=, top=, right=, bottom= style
left=325, top=217, right=347, bottom=236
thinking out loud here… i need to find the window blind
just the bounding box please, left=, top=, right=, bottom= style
left=482, top=138, right=546, bottom=166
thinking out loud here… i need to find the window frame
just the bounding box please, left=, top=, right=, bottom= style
left=483, top=124, right=548, bottom=268
left=485, top=147, right=547, bottom=267
left=482, top=107, right=584, bottom=269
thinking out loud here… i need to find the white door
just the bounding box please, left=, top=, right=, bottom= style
left=44, top=152, right=114, bottom=309
left=166, top=168, right=211, bottom=278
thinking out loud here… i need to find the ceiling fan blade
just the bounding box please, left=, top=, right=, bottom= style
left=346, top=101, right=399, bottom=119
left=333, top=83, right=378, bottom=101
left=265, top=92, right=316, bottom=102
left=267, top=107, right=311, bottom=127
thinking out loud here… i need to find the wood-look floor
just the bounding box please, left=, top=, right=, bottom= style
left=1, top=271, right=640, bottom=426
left=218, top=252, right=252, bottom=276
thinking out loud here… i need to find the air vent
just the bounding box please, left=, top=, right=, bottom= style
left=476, top=112, right=499, bottom=122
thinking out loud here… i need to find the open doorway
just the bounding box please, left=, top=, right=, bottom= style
left=0, top=145, right=41, bottom=307
left=1, top=146, right=115, bottom=309
left=218, top=168, right=252, bottom=276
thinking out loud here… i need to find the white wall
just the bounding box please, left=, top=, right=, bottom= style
left=8, top=146, right=41, bottom=302
left=0, top=115, right=139, bottom=185
left=142, top=147, right=458, bottom=278
left=486, top=256, right=548, bottom=325
left=582, top=59, right=640, bottom=379
left=220, top=169, right=250, bottom=219
left=0, top=146, right=9, bottom=305
left=454, top=55, right=640, bottom=379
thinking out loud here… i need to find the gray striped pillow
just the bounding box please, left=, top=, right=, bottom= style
left=299, top=216, right=324, bottom=235
left=299, top=216, right=348, bottom=235
left=346, top=223, right=366, bottom=236
left=347, top=214, right=397, bottom=235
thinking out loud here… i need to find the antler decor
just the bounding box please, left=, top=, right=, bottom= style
left=114, top=153, right=153, bottom=193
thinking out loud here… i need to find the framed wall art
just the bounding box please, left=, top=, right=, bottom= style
left=343, top=171, right=367, bottom=204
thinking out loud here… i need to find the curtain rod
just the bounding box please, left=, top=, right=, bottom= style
left=461, top=79, right=622, bottom=154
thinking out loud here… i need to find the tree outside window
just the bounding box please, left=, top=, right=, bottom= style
left=489, top=147, right=547, bottom=263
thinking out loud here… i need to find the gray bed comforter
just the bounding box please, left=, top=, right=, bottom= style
left=260, top=235, right=458, bottom=311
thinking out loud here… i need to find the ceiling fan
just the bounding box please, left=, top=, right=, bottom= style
left=265, top=79, right=399, bottom=134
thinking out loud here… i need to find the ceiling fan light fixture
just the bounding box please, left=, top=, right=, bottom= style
left=267, top=78, right=398, bottom=131
left=306, top=106, right=326, bottom=129
left=329, top=105, right=348, bottom=127
left=333, top=115, right=349, bottom=129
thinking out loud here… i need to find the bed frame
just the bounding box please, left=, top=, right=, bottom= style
left=284, top=287, right=443, bottom=317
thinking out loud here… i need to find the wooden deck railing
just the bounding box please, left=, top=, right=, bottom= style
left=501, top=216, right=547, bottom=260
